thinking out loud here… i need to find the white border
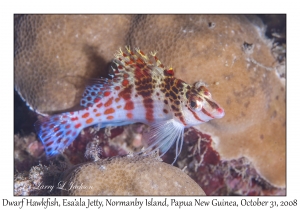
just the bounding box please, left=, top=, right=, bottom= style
left=2, top=1, right=298, bottom=209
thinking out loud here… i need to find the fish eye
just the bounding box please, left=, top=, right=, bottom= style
left=190, top=100, right=197, bottom=108
left=188, top=96, right=202, bottom=111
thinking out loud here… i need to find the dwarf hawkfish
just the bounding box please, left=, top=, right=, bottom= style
left=36, top=47, right=225, bottom=162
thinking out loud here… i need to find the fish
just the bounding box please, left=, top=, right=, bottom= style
left=35, top=47, right=225, bottom=162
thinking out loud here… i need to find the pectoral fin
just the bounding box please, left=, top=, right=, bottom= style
left=143, top=119, right=185, bottom=164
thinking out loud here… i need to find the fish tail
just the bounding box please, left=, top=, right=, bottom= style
left=35, top=112, right=83, bottom=157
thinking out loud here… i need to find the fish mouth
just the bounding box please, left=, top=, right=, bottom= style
left=212, top=107, right=225, bottom=119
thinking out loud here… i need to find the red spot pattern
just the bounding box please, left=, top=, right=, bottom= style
left=96, top=103, right=103, bottom=108
left=126, top=113, right=133, bottom=119
left=134, top=67, right=144, bottom=79
left=41, top=133, right=47, bottom=138
left=53, top=117, right=59, bottom=121
left=44, top=137, right=51, bottom=142
left=122, top=79, right=129, bottom=86
left=133, top=67, right=154, bottom=122
left=55, top=131, right=63, bottom=137
left=107, top=116, right=114, bottom=120
left=146, top=111, right=154, bottom=122
left=45, top=141, right=53, bottom=147
left=104, top=108, right=115, bottom=115
left=124, top=101, right=134, bottom=110
left=82, top=113, right=89, bottom=118
left=75, top=123, right=82, bottom=129
left=104, top=97, right=113, bottom=107
left=71, top=117, right=78, bottom=121
left=118, top=85, right=132, bottom=100
left=104, top=91, right=111, bottom=97
left=94, top=98, right=100, bottom=103
left=86, top=118, right=94, bottom=124
left=144, top=98, right=154, bottom=122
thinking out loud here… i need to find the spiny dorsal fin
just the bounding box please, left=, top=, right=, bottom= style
left=81, top=47, right=175, bottom=108
left=113, top=47, right=174, bottom=78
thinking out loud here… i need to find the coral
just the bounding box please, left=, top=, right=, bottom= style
left=60, top=153, right=205, bottom=195
left=127, top=15, right=285, bottom=187
left=14, top=15, right=131, bottom=114
left=14, top=14, right=286, bottom=193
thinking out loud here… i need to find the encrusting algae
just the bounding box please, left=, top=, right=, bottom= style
left=14, top=14, right=286, bottom=195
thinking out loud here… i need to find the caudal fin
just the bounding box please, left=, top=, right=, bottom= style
left=35, top=113, right=82, bottom=157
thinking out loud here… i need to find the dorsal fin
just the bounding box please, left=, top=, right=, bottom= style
left=113, top=47, right=174, bottom=78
